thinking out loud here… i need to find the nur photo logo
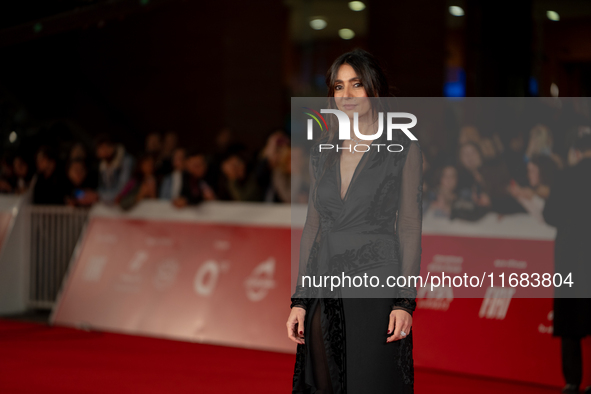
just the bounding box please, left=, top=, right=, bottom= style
left=303, top=107, right=418, bottom=152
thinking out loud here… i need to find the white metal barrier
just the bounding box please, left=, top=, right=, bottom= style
left=0, top=194, right=26, bottom=314
left=27, top=205, right=89, bottom=309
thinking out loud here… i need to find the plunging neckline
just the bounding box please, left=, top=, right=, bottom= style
left=337, top=148, right=368, bottom=202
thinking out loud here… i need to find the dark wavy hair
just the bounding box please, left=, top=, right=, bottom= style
left=325, top=49, right=391, bottom=99
left=319, top=49, right=392, bottom=170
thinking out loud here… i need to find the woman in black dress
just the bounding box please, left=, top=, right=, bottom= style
left=286, top=49, right=422, bottom=393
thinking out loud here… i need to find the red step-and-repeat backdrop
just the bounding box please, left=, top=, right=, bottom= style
left=52, top=203, right=591, bottom=388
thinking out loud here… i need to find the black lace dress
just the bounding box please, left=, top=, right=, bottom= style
left=291, top=132, right=423, bottom=394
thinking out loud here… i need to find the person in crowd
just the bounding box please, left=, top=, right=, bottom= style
left=95, top=134, right=135, bottom=204
left=158, top=131, right=179, bottom=176
left=543, top=133, right=591, bottom=394
left=507, top=154, right=557, bottom=222
left=567, top=126, right=591, bottom=166
left=159, top=147, right=186, bottom=200
left=456, top=139, right=527, bottom=217
left=12, top=154, right=32, bottom=194
left=69, top=142, right=99, bottom=192
left=525, top=124, right=563, bottom=168
left=458, top=125, right=501, bottom=160
left=451, top=142, right=491, bottom=221
left=117, top=154, right=158, bottom=210
left=290, top=146, right=309, bottom=204
left=421, top=150, right=443, bottom=209
left=260, top=130, right=291, bottom=202
left=219, top=152, right=264, bottom=202
left=145, top=132, right=162, bottom=156
left=145, top=132, right=164, bottom=175
left=425, top=164, right=458, bottom=218
left=270, top=144, right=291, bottom=203
left=206, top=128, right=240, bottom=193
left=64, top=159, right=99, bottom=207
left=0, top=153, right=32, bottom=194
left=172, top=150, right=215, bottom=207
left=0, top=155, right=14, bottom=193
left=69, top=142, right=88, bottom=161
left=32, top=146, right=68, bottom=205
left=216, top=129, right=286, bottom=202
left=501, top=130, right=529, bottom=187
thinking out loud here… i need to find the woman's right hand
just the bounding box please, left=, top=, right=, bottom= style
left=286, top=307, right=306, bottom=345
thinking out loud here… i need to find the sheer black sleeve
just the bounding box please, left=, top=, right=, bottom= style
left=392, top=141, right=423, bottom=316
left=290, top=149, right=321, bottom=310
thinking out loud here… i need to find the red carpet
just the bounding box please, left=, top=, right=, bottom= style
left=0, top=319, right=560, bottom=393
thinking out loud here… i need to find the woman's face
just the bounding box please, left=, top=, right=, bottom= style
left=222, top=155, right=245, bottom=180
left=333, top=64, right=371, bottom=120
left=172, top=148, right=186, bottom=171
left=13, top=157, right=28, bottom=177
left=528, top=125, right=552, bottom=153
left=440, top=166, right=458, bottom=192
left=527, top=161, right=540, bottom=187
left=459, top=144, right=482, bottom=171
left=68, top=162, right=87, bottom=186
left=36, top=153, right=52, bottom=173
left=187, top=155, right=207, bottom=178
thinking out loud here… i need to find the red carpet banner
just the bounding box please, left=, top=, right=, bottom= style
left=52, top=202, right=591, bottom=388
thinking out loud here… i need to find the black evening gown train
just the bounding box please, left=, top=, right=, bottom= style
left=291, top=132, right=423, bottom=394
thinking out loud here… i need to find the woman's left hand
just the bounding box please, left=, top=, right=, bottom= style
left=387, top=309, right=412, bottom=342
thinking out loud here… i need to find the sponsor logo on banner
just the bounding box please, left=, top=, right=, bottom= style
left=115, top=250, right=149, bottom=293
left=538, top=310, right=554, bottom=334
left=128, top=250, right=149, bottom=272
left=493, top=259, right=527, bottom=269
left=427, top=254, right=463, bottom=273
left=244, top=257, right=276, bottom=302
left=83, top=256, right=108, bottom=282
left=417, top=285, right=454, bottom=311
left=479, top=287, right=516, bottom=320
left=153, top=259, right=180, bottom=290
left=193, top=260, right=230, bottom=297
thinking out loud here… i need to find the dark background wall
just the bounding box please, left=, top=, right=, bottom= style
left=368, top=0, right=447, bottom=97
left=0, top=0, right=286, bottom=154
left=0, top=0, right=590, bottom=156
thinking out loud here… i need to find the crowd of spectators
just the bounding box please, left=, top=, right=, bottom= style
left=421, top=123, right=591, bottom=223
left=0, top=122, right=589, bottom=223
left=0, top=128, right=295, bottom=210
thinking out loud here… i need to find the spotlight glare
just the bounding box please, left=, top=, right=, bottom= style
left=348, top=1, right=366, bottom=11
left=546, top=10, right=559, bottom=21
left=338, top=28, right=355, bottom=40
left=9, top=131, right=17, bottom=143
left=309, top=18, right=327, bottom=30
left=449, top=6, right=464, bottom=16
